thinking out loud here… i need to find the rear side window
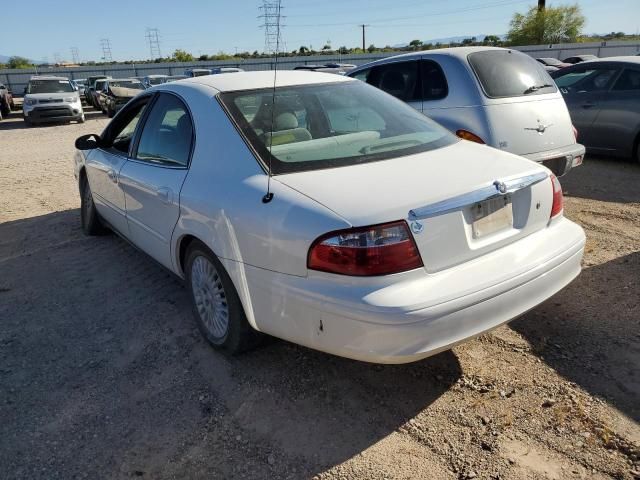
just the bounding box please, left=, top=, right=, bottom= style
left=365, top=61, right=420, bottom=102
left=468, top=50, right=557, bottom=98
left=612, top=69, right=640, bottom=91
left=421, top=60, right=448, bottom=101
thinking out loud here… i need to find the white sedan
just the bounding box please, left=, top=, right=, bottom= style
left=73, top=71, right=585, bottom=364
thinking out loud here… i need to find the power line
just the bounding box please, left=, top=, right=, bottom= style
left=70, top=47, right=80, bottom=64
left=100, top=38, right=113, bottom=62
left=259, top=0, right=286, bottom=54
left=145, top=28, right=162, bottom=59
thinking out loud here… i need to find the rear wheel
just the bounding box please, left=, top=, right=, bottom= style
left=80, top=176, right=106, bottom=235
left=185, top=241, right=260, bottom=354
left=1, top=100, right=9, bottom=117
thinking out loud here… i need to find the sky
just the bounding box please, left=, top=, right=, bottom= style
left=1, top=0, right=638, bottom=62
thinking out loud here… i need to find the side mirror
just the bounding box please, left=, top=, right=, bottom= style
left=75, top=134, right=103, bottom=150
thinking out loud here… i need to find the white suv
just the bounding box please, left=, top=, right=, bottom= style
left=23, top=76, right=84, bottom=126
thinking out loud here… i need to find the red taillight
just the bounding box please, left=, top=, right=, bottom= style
left=550, top=174, right=564, bottom=218
left=308, top=221, right=423, bottom=276
left=456, top=129, right=485, bottom=144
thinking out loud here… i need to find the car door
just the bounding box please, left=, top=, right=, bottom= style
left=588, top=67, right=640, bottom=156
left=118, top=92, right=194, bottom=269
left=554, top=65, right=620, bottom=147
left=85, top=96, right=152, bottom=235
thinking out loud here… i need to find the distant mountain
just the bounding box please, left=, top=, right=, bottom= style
left=0, top=54, right=11, bottom=63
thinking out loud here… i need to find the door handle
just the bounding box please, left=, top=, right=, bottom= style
left=107, top=169, right=117, bottom=183
left=156, top=187, right=172, bottom=204
left=581, top=102, right=596, bottom=109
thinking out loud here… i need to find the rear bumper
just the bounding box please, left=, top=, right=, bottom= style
left=241, top=218, right=585, bottom=364
left=522, top=143, right=585, bottom=177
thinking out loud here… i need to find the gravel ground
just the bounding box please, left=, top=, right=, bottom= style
left=0, top=108, right=638, bottom=480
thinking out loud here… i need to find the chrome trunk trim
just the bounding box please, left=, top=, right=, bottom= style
left=408, top=171, right=548, bottom=220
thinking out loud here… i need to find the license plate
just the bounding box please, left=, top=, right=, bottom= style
left=472, top=196, right=513, bottom=239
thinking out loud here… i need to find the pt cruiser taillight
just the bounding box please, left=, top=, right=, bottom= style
left=550, top=174, right=564, bottom=218
left=308, top=221, right=423, bottom=276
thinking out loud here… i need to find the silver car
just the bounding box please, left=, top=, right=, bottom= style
left=551, top=56, right=640, bottom=162
left=348, top=47, right=585, bottom=176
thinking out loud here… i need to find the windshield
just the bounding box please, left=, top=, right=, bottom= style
left=539, top=57, right=562, bottom=66
left=468, top=50, right=557, bottom=98
left=147, top=77, right=165, bottom=85
left=28, top=79, right=74, bottom=94
left=110, top=80, right=144, bottom=89
left=220, top=80, right=456, bottom=174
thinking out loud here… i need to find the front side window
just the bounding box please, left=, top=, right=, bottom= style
left=27, top=79, right=74, bottom=94
left=468, top=50, right=557, bottom=98
left=135, top=94, right=193, bottom=167
left=554, top=68, right=618, bottom=93
left=109, top=80, right=145, bottom=90
left=220, top=80, right=456, bottom=174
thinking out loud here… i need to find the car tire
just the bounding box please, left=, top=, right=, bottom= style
left=1, top=100, right=9, bottom=117
left=80, top=175, right=106, bottom=235
left=78, top=114, right=85, bottom=124
left=107, top=106, right=115, bottom=118
left=185, top=241, right=261, bottom=354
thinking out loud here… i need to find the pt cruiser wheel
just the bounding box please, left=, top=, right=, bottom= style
left=185, top=241, right=259, bottom=354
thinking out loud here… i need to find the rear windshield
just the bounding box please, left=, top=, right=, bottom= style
left=219, top=80, right=456, bottom=174
left=28, top=79, right=74, bottom=94
left=110, top=80, right=145, bottom=89
left=468, top=50, right=557, bottom=98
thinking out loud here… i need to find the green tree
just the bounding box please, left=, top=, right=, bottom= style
left=8, top=56, right=33, bottom=69
left=507, top=4, right=585, bottom=45
left=409, top=39, right=423, bottom=50
left=367, top=44, right=376, bottom=53
left=172, top=49, right=194, bottom=62
left=198, top=54, right=209, bottom=61
left=298, top=46, right=309, bottom=55
left=483, top=35, right=502, bottom=46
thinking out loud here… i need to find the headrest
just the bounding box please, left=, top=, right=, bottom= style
left=275, top=112, right=298, bottom=131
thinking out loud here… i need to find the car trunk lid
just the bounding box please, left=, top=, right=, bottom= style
left=277, top=141, right=554, bottom=273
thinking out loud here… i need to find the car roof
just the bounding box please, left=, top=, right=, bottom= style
left=175, top=70, right=353, bottom=93
left=30, top=75, right=70, bottom=81
left=145, top=74, right=168, bottom=78
left=349, top=46, right=519, bottom=71
left=583, top=56, right=640, bottom=64
left=108, top=78, right=140, bottom=82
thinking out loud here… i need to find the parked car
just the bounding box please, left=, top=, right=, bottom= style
left=562, top=54, right=598, bottom=65
left=294, top=63, right=356, bottom=74
left=22, top=76, right=84, bottom=125
left=348, top=47, right=585, bottom=176
left=536, top=57, right=572, bottom=69
left=551, top=56, right=640, bottom=162
left=85, top=75, right=110, bottom=108
left=143, top=74, right=168, bottom=88
left=73, top=79, right=87, bottom=103
left=98, top=78, right=146, bottom=117
left=73, top=71, right=585, bottom=364
left=166, top=75, right=188, bottom=82
left=185, top=68, right=212, bottom=77
left=90, top=79, right=108, bottom=109
left=0, top=82, right=14, bottom=120
left=211, top=67, right=244, bottom=74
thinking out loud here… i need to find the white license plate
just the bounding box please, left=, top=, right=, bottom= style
left=472, top=196, right=513, bottom=239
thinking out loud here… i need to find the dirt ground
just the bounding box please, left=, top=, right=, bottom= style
left=0, top=107, right=638, bottom=480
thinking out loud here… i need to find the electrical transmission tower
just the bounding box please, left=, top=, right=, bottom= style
left=100, top=38, right=113, bottom=62
left=258, top=0, right=285, bottom=55
left=70, top=47, right=80, bottom=64
left=145, top=28, right=162, bottom=59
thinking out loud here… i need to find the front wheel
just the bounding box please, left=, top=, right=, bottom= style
left=185, top=242, right=261, bottom=354
left=78, top=113, right=85, bottom=124
left=80, top=176, right=106, bottom=235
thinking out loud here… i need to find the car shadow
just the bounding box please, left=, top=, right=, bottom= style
left=511, top=251, right=640, bottom=422
left=0, top=209, right=461, bottom=479
left=562, top=156, right=640, bottom=204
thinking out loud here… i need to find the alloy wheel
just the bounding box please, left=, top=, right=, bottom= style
left=190, top=255, right=229, bottom=339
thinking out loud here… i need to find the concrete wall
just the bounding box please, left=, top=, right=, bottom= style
left=2, top=40, right=639, bottom=96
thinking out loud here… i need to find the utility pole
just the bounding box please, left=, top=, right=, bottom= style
left=538, top=0, right=546, bottom=10
left=259, top=1, right=285, bottom=55
left=359, top=24, right=370, bottom=51
left=70, top=47, right=80, bottom=64
left=100, top=38, right=113, bottom=62
left=145, top=28, right=162, bottom=59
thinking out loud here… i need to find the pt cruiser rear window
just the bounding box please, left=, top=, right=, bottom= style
left=468, top=50, right=557, bottom=98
